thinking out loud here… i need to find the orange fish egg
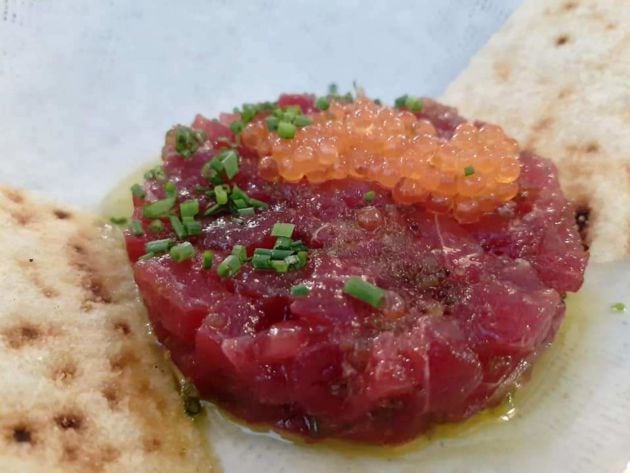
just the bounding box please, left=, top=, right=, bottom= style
left=241, top=98, right=521, bottom=222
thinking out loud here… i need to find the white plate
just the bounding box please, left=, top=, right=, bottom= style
left=1, top=1, right=629, bottom=472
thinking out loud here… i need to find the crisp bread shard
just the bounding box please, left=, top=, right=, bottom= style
left=0, top=187, right=215, bottom=473
left=441, top=0, right=630, bottom=262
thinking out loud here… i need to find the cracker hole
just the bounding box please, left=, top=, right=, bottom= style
left=62, top=444, right=79, bottom=462
left=109, top=351, right=139, bottom=372
left=585, top=141, right=600, bottom=153
left=102, top=385, right=120, bottom=409
left=113, top=321, right=132, bottom=336
left=11, top=425, right=33, bottom=444
left=53, top=209, right=72, bottom=220
left=563, top=1, right=577, bottom=10
left=53, top=362, right=77, bottom=385
left=575, top=205, right=590, bottom=250
left=55, top=413, right=84, bottom=431
left=555, top=35, right=570, bottom=46
left=100, top=445, right=120, bottom=463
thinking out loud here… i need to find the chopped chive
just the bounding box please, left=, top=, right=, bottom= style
left=394, top=94, right=408, bottom=108
left=214, top=185, right=228, bottom=205
left=266, top=116, right=280, bottom=131
left=270, top=249, right=293, bottom=259
left=232, top=198, right=248, bottom=209
left=217, top=255, right=242, bottom=278
left=143, top=196, right=176, bottom=218
left=175, top=126, right=205, bottom=158
left=315, top=97, right=330, bottom=111
left=148, top=219, right=165, bottom=233
left=110, top=216, right=128, bottom=225
left=241, top=104, right=257, bottom=123
left=297, top=251, right=308, bottom=267
left=364, top=190, right=376, bottom=202
left=169, top=242, right=195, bottom=262
left=131, top=183, right=146, bottom=199
left=164, top=181, right=177, bottom=197
left=144, top=165, right=166, bottom=181
left=248, top=197, right=269, bottom=209
left=271, top=259, right=289, bottom=273
left=203, top=203, right=223, bottom=216
left=184, top=220, right=202, bottom=236
left=168, top=215, right=187, bottom=239
left=271, top=223, right=295, bottom=238
left=180, top=199, right=200, bottom=218
left=220, top=150, right=239, bottom=179
left=254, top=248, right=273, bottom=256
left=273, top=237, right=292, bottom=250
left=145, top=238, right=173, bottom=254
left=343, top=276, right=385, bottom=309
left=231, top=244, right=248, bottom=262
left=611, top=302, right=626, bottom=313
left=230, top=120, right=244, bottom=135
left=252, top=253, right=272, bottom=269
left=291, top=283, right=310, bottom=296
left=294, top=115, right=313, bottom=127
left=404, top=96, right=423, bottom=112
left=202, top=250, right=214, bottom=269
left=237, top=207, right=255, bottom=216
left=464, top=165, right=475, bottom=177
left=277, top=121, right=296, bottom=139
left=285, top=254, right=300, bottom=266
left=139, top=252, right=155, bottom=261
left=130, top=219, right=144, bottom=236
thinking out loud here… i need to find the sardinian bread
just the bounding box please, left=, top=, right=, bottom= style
left=0, top=187, right=214, bottom=472
left=441, top=0, right=630, bottom=262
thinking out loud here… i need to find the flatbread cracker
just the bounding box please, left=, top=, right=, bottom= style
left=441, top=0, right=630, bottom=262
left=0, top=187, right=215, bottom=473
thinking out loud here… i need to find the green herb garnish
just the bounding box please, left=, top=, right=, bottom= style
left=175, top=126, right=206, bottom=158
left=217, top=254, right=242, bottom=278
left=130, top=219, right=144, bottom=236
left=464, top=166, right=475, bottom=177
left=202, top=250, right=214, bottom=269
left=343, top=276, right=385, bottom=309
left=364, top=191, right=376, bottom=202
left=169, top=242, right=195, bottom=262
left=131, top=183, right=146, bottom=199
left=110, top=216, right=128, bottom=226
left=271, top=223, right=295, bottom=238
left=291, top=283, right=310, bottom=297
left=611, top=302, right=626, bottom=313
left=145, top=238, right=173, bottom=254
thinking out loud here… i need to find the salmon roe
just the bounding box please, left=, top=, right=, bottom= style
left=241, top=98, right=521, bottom=223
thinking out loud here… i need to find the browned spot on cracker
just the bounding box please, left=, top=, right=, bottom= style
left=55, top=412, right=84, bottom=431
left=17, top=258, right=60, bottom=299
left=4, top=324, right=42, bottom=349
left=563, top=1, right=577, bottom=10
left=102, top=384, right=120, bottom=409
left=113, top=321, right=132, bottom=336
left=606, top=22, right=617, bottom=30
left=585, top=142, right=600, bottom=153
left=575, top=205, right=590, bottom=250
left=62, top=444, right=80, bottom=462
left=3, top=188, right=24, bottom=204
left=555, top=35, right=570, bottom=46
left=10, top=424, right=34, bottom=444
left=533, top=117, right=553, bottom=132
left=100, top=445, right=121, bottom=463
left=109, top=350, right=139, bottom=372
left=493, top=61, right=511, bottom=82
left=52, top=362, right=78, bottom=385
left=143, top=437, right=162, bottom=453
left=557, top=88, right=573, bottom=99
left=53, top=209, right=72, bottom=220
left=67, top=239, right=113, bottom=306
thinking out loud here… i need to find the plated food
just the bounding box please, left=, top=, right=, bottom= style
left=0, top=189, right=214, bottom=472
left=123, top=93, right=587, bottom=444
